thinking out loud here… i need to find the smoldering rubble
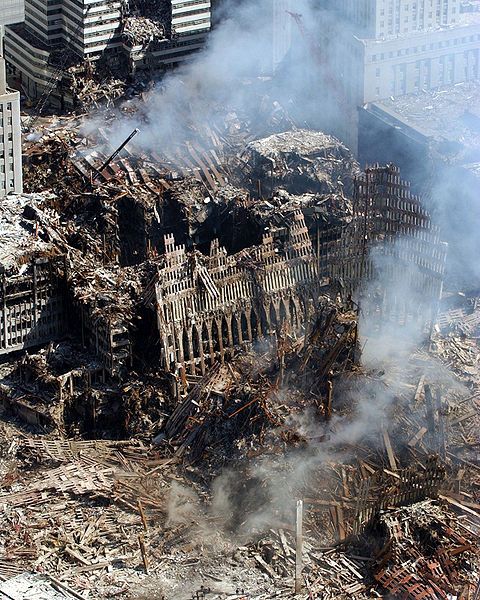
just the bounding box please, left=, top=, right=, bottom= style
left=1, top=98, right=479, bottom=600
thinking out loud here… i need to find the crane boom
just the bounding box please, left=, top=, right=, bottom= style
left=92, top=128, right=140, bottom=182
left=286, top=10, right=346, bottom=112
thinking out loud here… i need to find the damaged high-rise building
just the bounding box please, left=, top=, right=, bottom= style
left=4, top=0, right=211, bottom=107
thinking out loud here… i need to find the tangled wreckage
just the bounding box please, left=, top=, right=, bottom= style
left=0, top=111, right=478, bottom=600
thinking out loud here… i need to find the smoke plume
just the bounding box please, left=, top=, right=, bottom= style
left=93, top=0, right=341, bottom=158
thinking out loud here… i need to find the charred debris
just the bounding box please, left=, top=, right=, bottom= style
left=0, top=109, right=479, bottom=600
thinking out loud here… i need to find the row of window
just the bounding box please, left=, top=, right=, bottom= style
left=172, top=8, right=211, bottom=20
left=4, top=45, right=53, bottom=84
left=371, top=33, right=480, bottom=61
left=372, top=49, right=478, bottom=96
left=173, top=17, right=210, bottom=29
left=172, top=0, right=210, bottom=7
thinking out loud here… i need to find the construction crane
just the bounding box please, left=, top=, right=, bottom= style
left=286, top=10, right=347, bottom=113
left=25, top=5, right=93, bottom=131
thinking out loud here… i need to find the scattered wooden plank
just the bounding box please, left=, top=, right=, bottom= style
left=254, top=554, right=279, bottom=579
left=383, top=429, right=397, bottom=471
left=408, top=427, right=428, bottom=448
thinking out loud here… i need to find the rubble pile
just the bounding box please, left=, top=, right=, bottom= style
left=161, top=304, right=357, bottom=463
left=161, top=179, right=251, bottom=250
left=0, top=337, right=479, bottom=598
left=122, top=16, right=167, bottom=47
left=370, top=500, right=479, bottom=598
left=246, top=130, right=359, bottom=197
left=67, top=260, right=151, bottom=378
left=0, top=343, right=103, bottom=431
left=68, top=68, right=126, bottom=110
left=0, top=192, right=63, bottom=273
left=249, top=189, right=353, bottom=239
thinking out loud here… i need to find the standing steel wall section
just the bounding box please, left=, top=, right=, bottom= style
left=0, top=257, right=67, bottom=354
left=317, top=165, right=447, bottom=334
left=152, top=211, right=319, bottom=376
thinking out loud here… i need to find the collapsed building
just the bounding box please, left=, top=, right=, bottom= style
left=4, top=104, right=450, bottom=415
left=1, top=111, right=479, bottom=600
left=0, top=193, right=67, bottom=356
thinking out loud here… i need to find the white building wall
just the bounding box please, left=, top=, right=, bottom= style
left=362, top=22, right=480, bottom=101
left=0, top=60, right=22, bottom=196
left=0, top=3, right=23, bottom=196
left=339, top=0, right=460, bottom=39
left=171, top=0, right=211, bottom=35
left=62, top=0, right=122, bottom=58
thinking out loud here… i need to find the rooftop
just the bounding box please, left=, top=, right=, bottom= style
left=370, top=81, right=480, bottom=166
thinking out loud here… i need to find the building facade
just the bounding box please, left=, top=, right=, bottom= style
left=1, top=0, right=25, bottom=29
left=0, top=61, right=23, bottom=196
left=131, top=0, right=211, bottom=70
left=5, top=0, right=124, bottom=102
left=336, top=0, right=461, bottom=38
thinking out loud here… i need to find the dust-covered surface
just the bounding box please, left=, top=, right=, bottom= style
left=3, top=116, right=480, bottom=600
